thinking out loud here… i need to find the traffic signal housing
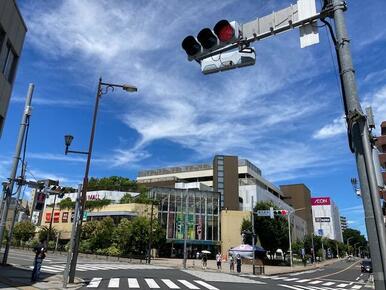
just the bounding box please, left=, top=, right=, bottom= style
left=182, top=20, right=241, bottom=61
left=273, top=209, right=288, bottom=216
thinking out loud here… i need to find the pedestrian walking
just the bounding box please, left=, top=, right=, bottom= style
left=236, top=254, right=242, bottom=273
left=216, top=252, right=222, bottom=270
left=31, top=240, right=47, bottom=282
left=202, top=254, right=207, bottom=270
left=229, top=255, right=235, bottom=272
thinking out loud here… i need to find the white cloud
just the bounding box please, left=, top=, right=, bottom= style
left=11, top=96, right=87, bottom=107
left=313, top=116, right=346, bottom=140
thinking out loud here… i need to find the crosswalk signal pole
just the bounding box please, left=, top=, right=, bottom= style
left=330, top=0, right=386, bottom=288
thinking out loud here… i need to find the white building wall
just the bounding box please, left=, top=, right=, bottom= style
left=311, top=197, right=343, bottom=242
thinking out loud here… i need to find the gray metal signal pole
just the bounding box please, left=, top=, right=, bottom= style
left=0, top=84, right=34, bottom=260
left=331, top=0, right=386, bottom=288
left=251, top=196, right=256, bottom=274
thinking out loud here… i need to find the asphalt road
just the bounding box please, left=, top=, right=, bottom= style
left=5, top=249, right=374, bottom=290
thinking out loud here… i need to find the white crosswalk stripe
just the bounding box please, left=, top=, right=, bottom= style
left=283, top=278, right=299, bottom=281
left=145, top=278, right=160, bottom=288
left=128, top=278, right=140, bottom=288
left=337, top=283, right=349, bottom=287
left=161, top=279, right=180, bottom=289
left=308, top=280, right=323, bottom=285
left=87, top=277, right=102, bottom=288
left=296, top=279, right=312, bottom=283
left=194, top=280, right=219, bottom=290
left=108, top=278, right=120, bottom=288
left=178, top=280, right=200, bottom=289
left=351, top=286, right=362, bottom=289
left=322, top=282, right=335, bottom=286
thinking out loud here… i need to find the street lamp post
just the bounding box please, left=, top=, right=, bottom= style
left=65, top=78, right=137, bottom=284
left=347, top=237, right=354, bottom=253
left=288, top=207, right=306, bottom=267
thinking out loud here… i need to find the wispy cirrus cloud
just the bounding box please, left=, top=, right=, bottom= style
left=313, top=116, right=346, bottom=140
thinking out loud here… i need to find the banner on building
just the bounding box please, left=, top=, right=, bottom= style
left=54, top=211, right=60, bottom=223
left=315, top=217, right=330, bottom=222
left=45, top=212, right=51, bottom=223
left=62, top=212, right=68, bottom=223
left=311, top=197, right=331, bottom=206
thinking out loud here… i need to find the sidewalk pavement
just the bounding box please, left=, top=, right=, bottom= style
left=148, top=257, right=341, bottom=276
left=0, top=264, right=83, bottom=290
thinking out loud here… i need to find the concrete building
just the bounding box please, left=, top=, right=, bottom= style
left=311, top=197, right=343, bottom=242
left=138, top=155, right=307, bottom=249
left=340, top=216, right=348, bottom=232
left=0, top=0, right=27, bottom=135
left=41, top=203, right=155, bottom=240
left=280, top=184, right=314, bottom=236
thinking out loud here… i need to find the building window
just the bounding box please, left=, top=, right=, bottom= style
left=217, top=177, right=224, bottom=183
left=2, top=42, right=18, bottom=84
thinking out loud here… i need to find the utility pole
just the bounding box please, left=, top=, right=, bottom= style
left=0, top=84, right=34, bottom=262
left=330, top=0, right=386, bottom=287
left=183, top=188, right=188, bottom=269
left=3, top=162, right=27, bottom=264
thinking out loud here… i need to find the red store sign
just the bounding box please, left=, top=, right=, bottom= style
left=311, top=197, right=331, bottom=206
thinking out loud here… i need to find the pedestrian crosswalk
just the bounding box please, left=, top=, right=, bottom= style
left=256, top=275, right=367, bottom=289
left=85, top=278, right=219, bottom=289
left=29, top=263, right=169, bottom=273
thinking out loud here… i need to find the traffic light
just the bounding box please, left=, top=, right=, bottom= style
left=273, top=209, right=288, bottom=216
left=182, top=20, right=241, bottom=61
left=35, top=191, right=46, bottom=210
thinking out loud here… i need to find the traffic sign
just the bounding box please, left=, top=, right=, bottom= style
left=255, top=210, right=271, bottom=217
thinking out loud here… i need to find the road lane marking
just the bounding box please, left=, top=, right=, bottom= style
left=145, top=278, right=160, bottom=288
left=162, top=279, right=180, bottom=289
left=87, top=277, right=102, bottom=288
left=128, top=278, right=140, bottom=288
left=296, top=279, right=311, bottom=283
left=178, top=280, right=200, bottom=289
left=278, top=284, right=305, bottom=290
left=351, top=286, right=362, bottom=289
left=108, top=278, right=120, bottom=288
left=337, top=283, right=349, bottom=287
left=308, top=280, right=323, bottom=284
left=313, top=260, right=361, bottom=280
left=283, top=278, right=299, bottom=281
left=194, top=280, right=219, bottom=290
left=322, top=282, right=335, bottom=286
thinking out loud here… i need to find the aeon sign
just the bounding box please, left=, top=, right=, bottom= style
left=311, top=197, right=331, bottom=206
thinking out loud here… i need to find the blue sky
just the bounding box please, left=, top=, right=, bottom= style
left=1, top=0, right=386, bottom=236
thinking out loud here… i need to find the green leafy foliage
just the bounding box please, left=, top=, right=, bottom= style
left=58, top=197, right=75, bottom=210
left=120, top=193, right=133, bottom=204
left=240, top=218, right=253, bottom=245
left=13, top=221, right=36, bottom=243
left=78, top=216, right=165, bottom=257
left=253, top=201, right=288, bottom=255
left=85, top=198, right=111, bottom=210
left=38, top=225, right=58, bottom=242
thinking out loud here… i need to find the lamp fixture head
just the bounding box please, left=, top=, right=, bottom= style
left=122, top=84, right=138, bottom=92
left=64, top=135, right=74, bottom=147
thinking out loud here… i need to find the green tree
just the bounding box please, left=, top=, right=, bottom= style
left=88, top=176, right=138, bottom=192
left=58, top=197, right=75, bottom=210
left=89, top=217, right=115, bottom=250
left=13, top=221, right=36, bottom=243
left=85, top=198, right=111, bottom=210
left=38, top=225, right=58, bottom=242
left=120, top=193, right=133, bottom=204
left=253, top=201, right=289, bottom=257
left=240, top=218, right=253, bottom=245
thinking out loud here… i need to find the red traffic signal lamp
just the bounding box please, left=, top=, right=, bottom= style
left=182, top=19, right=241, bottom=61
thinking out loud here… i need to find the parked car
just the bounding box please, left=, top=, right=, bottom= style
left=361, top=259, right=372, bottom=273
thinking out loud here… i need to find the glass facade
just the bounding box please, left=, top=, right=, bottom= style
left=150, top=187, right=220, bottom=245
